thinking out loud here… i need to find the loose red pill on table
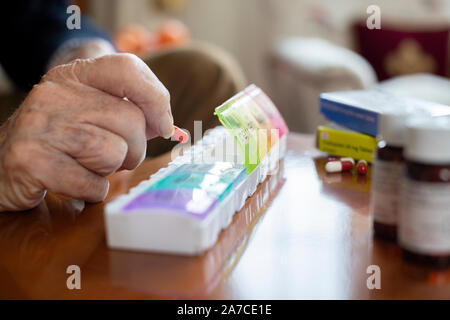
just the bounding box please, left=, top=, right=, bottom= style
left=356, top=160, right=368, bottom=175
left=325, top=160, right=354, bottom=173
left=172, top=126, right=188, bottom=143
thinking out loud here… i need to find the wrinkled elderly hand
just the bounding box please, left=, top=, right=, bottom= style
left=0, top=53, right=174, bottom=211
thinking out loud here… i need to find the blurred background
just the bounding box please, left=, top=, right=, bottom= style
left=1, top=0, right=449, bottom=133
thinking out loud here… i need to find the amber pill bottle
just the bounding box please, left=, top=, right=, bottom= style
left=399, top=117, right=450, bottom=269
left=371, top=113, right=406, bottom=241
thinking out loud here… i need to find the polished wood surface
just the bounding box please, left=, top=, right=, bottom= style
left=0, top=133, right=449, bottom=299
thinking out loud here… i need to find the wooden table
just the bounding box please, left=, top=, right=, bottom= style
left=0, top=133, right=449, bottom=299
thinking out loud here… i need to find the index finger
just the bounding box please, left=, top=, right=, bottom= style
left=71, top=53, right=174, bottom=139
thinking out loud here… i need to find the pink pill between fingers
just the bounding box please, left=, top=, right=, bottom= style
left=172, top=126, right=189, bottom=143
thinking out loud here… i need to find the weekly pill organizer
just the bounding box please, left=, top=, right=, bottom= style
left=105, top=84, right=289, bottom=255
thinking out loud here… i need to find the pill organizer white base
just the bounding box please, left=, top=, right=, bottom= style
left=105, top=126, right=287, bottom=255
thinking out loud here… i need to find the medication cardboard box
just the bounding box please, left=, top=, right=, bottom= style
left=316, top=125, right=377, bottom=163
left=320, top=89, right=450, bottom=136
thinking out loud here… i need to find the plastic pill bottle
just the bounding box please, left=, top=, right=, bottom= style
left=370, top=113, right=406, bottom=241
left=399, top=116, right=450, bottom=269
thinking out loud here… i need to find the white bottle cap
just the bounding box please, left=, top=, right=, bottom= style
left=405, top=116, right=450, bottom=164
left=378, top=112, right=408, bottom=147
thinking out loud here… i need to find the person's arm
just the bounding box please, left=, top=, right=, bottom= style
left=0, top=0, right=115, bottom=89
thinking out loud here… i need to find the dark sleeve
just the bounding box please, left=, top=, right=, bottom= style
left=0, top=0, right=112, bottom=90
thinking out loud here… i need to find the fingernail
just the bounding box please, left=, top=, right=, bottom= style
left=159, top=116, right=174, bottom=139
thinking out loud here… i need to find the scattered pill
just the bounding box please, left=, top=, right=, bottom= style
left=172, top=126, right=189, bottom=143
left=356, top=160, right=368, bottom=175
left=327, top=157, right=355, bottom=165
left=325, top=160, right=354, bottom=173
left=340, top=157, right=355, bottom=165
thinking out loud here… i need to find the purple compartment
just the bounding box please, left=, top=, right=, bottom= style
left=123, top=188, right=218, bottom=219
